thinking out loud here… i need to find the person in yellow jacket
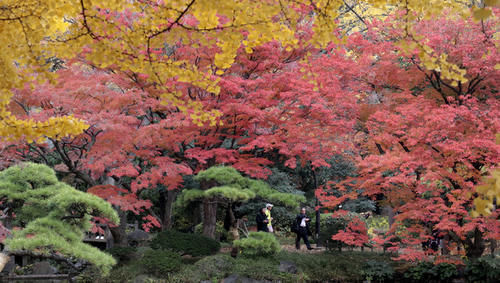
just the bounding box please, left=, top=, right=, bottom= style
left=265, top=203, right=274, bottom=233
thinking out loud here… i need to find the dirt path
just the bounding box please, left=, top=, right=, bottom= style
left=280, top=244, right=326, bottom=253
left=220, top=244, right=326, bottom=254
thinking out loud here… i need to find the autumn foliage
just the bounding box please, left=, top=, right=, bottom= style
left=0, top=0, right=498, bottom=268
left=318, top=13, right=500, bottom=259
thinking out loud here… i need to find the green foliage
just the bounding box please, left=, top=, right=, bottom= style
left=404, top=261, right=458, bottom=282
left=205, top=185, right=256, bottom=201
left=233, top=231, right=281, bottom=257
left=140, top=249, right=182, bottom=276
left=94, top=247, right=156, bottom=283
left=194, top=221, right=227, bottom=241
left=168, top=253, right=295, bottom=282
left=275, top=250, right=396, bottom=282
left=177, top=166, right=305, bottom=208
left=175, top=189, right=205, bottom=206
left=235, top=169, right=305, bottom=232
left=310, top=213, right=359, bottom=249
left=189, top=254, right=235, bottom=280
left=195, top=166, right=246, bottom=186
left=229, top=256, right=292, bottom=281
left=265, top=168, right=304, bottom=195
left=464, top=256, right=500, bottom=283
left=0, top=163, right=119, bottom=274
left=293, top=155, right=357, bottom=194
left=106, top=246, right=137, bottom=264
left=73, top=266, right=102, bottom=283
left=342, top=197, right=376, bottom=213
left=150, top=230, right=220, bottom=256
left=109, top=249, right=405, bottom=282
left=361, top=260, right=394, bottom=282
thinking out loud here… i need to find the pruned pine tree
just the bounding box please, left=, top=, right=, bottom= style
left=176, top=166, right=305, bottom=239
left=0, top=163, right=119, bottom=275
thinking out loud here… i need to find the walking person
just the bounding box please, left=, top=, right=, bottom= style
left=256, top=207, right=269, bottom=232
left=265, top=203, right=274, bottom=233
left=295, top=207, right=313, bottom=250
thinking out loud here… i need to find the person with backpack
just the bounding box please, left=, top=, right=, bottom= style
left=294, top=207, right=313, bottom=250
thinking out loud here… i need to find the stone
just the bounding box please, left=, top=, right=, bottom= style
left=0, top=255, right=15, bottom=274
left=279, top=260, right=297, bottom=274
left=127, top=229, right=150, bottom=247
left=32, top=261, right=57, bottom=274
left=222, top=274, right=272, bottom=283
left=222, top=274, right=240, bottom=283
left=133, top=274, right=150, bottom=283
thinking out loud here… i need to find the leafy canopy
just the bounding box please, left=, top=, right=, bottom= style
left=1, top=0, right=494, bottom=141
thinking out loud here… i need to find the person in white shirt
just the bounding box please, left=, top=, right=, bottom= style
left=295, top=207, right=312, bottom=250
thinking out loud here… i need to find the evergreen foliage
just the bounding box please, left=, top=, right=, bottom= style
left=464, top=256, right=500, bottom=283
left=236, top=168, right=305, bottom=230
left=361, top=260, right=394, bottom=282
left=150, top=230, right=220, bottom=256
left=0, top=163, right=119, bottom=274
left=310, top=212, right=367, bottom=249
left=106, top=247, right=137, bottom=264
left=233, top=231, right=281, bottom=257
left=177, top=166, right=305, bottom=207
left=140, top=249, right=182, bottom=276
left=195, top=166, right=247, bottom=186
left=404, top=261, right=459, bottom=282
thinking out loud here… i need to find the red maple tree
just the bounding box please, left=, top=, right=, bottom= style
left=1, top=24, right=357, bottom=239
left=318, top=13, right=500, bottom=259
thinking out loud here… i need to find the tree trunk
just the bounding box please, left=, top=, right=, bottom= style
left=202, top=198, right=217, bottom=239
left=159, top=190, right=177, bottom=231
left=441, top=234, right=450, bottom=255
left=464, top=228, right=486, bottom=259
left=109, top=210, right=128, bottom=247
left=224, top=203, right=237, bottom=230
left=382, top=206, right=395, bottom=227
left=490, top=239, right=497, bottom=255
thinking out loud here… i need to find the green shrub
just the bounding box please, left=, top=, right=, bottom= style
left=404, top=261, right=458, bottom=282
left=231, top=256, right=295, bottom=281
left=194, top=221, right=228, bottom=241
left=233, top=231, right=280, bottom=257
left=106, top=246, right=137, bottom=264
left=310, top=213, right=351, bottom=250
left=150, top=230, right=220, bottom=256
left=361, top=260, right=394, bottom=282
left=97, top=257, right=147, bottom=283
left=169, top=254, right=296, bottom=282
left=73, top=266, right=101, bottom=283
left=465, top=256, right=500, bottom=283
left=193, top=254, right=235, bottom=279
left=140, top=249, right=182, bottom=276
left=275, top=250, right=396, bottom=282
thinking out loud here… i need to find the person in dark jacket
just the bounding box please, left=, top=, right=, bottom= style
left=295, top=207, right=313, bottom=250
left=256, top=207, right=269, bottom=232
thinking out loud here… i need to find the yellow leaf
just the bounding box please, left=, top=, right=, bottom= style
left=473, top=8, right=492, bottom=21
left=485, top=0, right=500, bottom=7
